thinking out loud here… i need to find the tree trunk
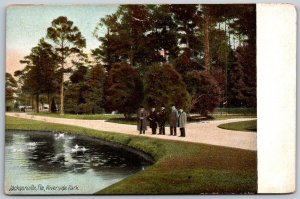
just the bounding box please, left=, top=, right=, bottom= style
left=60, top=75, right=64, bottom=115
left=204, top=13, right=210, bottom=70
left=42, top=100, right=44, bottom=112
left=35, top=94, right=39, bottom=113
left=48, top=93, right=51, bottom=112
left=60, top=41, right=65, bottom=115
left=31, top=95, right=34, bottom=112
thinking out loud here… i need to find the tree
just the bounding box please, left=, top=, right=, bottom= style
left=169, top=4, right=201, bottom=53
left=105, top=62, right=143, bottom=118
left=83, top=64, right=106, bottom=114
left=64, top=65, right=88, bottom=114
left=228, top=45, right=256, bottom=107
left=144, top=64, right=190, bottom=110
left=18, top=39, right=59, bottom=113
left=5, top=73, right=18, bottom=111
left=186, top=70, right=221, bottom=116
left=93, top=5, right=180, bottom=75
left=46, top=16, right=86, bottom=114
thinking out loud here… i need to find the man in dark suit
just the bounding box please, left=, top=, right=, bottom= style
left=158, top=106, right=166, bottom=135
left=148, top=107, right=158, bottom=135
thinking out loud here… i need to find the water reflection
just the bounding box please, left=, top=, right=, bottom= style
left=5, top=130, right=151, bottom=194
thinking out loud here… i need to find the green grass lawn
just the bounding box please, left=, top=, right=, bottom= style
left=210, top=114, right=257, bottom=120
left=218, top=120, right=257, bottom=132
left=6, top=115, right=257, bottom=194
left=106, top=117, right=137, bottom=125
left=31, top=112, right=122, bottom=120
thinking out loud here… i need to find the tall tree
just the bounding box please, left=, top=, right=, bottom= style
left=105, top=62, right=143, bottom=118
left=46, top=16, right=86, bottom=114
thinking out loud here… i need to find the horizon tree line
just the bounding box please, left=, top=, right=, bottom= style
left=6, top=4, right=256, bottom=117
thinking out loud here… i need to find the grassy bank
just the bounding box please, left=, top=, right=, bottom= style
left=218, top=120, right=257, bottom=132
left=6, top=116, right=257, bottom=194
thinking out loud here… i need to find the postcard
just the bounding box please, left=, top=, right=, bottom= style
left=4, top=3, right=296, bottom=195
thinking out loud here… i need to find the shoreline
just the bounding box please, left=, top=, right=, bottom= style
left=5, top=115, right=257, bottom=194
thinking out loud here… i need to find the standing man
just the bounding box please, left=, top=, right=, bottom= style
left=148, top=107, right=158, bottom=135
left=169, top=105, right=178, bottom=136
left=137, top=106, right=147, bottom=134
left=178, top=108, right=187, bottom=137
left=158, top=106, right=166, bottom=135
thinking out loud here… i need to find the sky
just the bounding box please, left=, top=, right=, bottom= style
left=6, top=5, right=118, bottom=75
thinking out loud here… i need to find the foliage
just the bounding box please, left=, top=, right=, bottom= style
left=105, top=62, right=144, bottom=118
left=186, top=70, right=221, bottom=116
left=5, top=73, right=18, bottom=111
left=144, top=64, right=190, bottom=110
left=5, top=73, right=18, bottom=101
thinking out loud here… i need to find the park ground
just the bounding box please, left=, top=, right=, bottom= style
left=5, top=113, right=257, bottom=194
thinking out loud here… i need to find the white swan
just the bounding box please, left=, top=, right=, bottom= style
left=54, top=132, right=65, bottom=139
left=71, top=144, right=88, bottom=153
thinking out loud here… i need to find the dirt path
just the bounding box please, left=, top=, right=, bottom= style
left=6, top=112, right=257, bottom=151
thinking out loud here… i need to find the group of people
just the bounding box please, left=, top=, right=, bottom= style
left=137, top=105, right=187, bottom=137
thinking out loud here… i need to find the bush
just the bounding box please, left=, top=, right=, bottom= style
left=104, top=62, right=143, bottom=118
left=144, top=64, right=190, bottom=110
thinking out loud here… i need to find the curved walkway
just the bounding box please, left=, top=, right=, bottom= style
left=6, top=112, right=257, bottom=151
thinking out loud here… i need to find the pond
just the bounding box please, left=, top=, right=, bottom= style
left=5, top=130, right=152, bottom=195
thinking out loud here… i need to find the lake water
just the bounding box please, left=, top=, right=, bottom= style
left=5, top=130, right=152, bottom=195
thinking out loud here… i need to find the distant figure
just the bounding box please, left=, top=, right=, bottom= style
left=158, top=106, right=166, bottom=135
left=137, top=106, right=147, bottom=134
left=178, top=108, right=187, bottom=137
left=148, top=107, right=158, bottom=135
left=169, top=105, right=178, bottom=136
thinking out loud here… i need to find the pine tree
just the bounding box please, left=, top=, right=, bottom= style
left=46, top=16, right=86, bottom=114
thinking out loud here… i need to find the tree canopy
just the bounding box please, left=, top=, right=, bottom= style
left=13, top=5, right=256, bottom=116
